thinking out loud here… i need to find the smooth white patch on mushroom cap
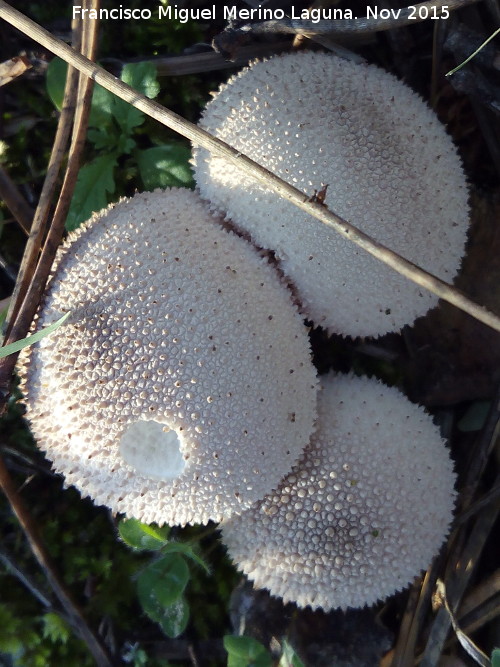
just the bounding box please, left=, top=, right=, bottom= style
left=119, top=420, right=185, bottom=480
left=19, top=188, right=318, bottom=526
left=193, top=51, right=470, bottom=337
left=221, top=373, right=456, bottom=610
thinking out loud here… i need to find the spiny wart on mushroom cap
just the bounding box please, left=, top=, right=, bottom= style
left=193, top=51, right=470, bottom=338
left=221, top=373, right=456, bottom=610
left=19, top=188, right=318, bottom=526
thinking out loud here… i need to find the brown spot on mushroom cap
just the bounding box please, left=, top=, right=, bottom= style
left=221, top=373, right=456, bottom=610
left=19, top=188, right=318, bottom=526
left=194, top=52, right=470, bottom=337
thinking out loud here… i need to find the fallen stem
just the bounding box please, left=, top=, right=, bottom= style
left=220, top=0, right=479, bottom=37
left=0, top=1, right=499, bottom=334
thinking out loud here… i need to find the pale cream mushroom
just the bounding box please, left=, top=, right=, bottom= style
left=19, top=188, right=318, bottom=526
left=222, top=373, right=456, bottom=610
left=194, top=51, right=470, bottom=337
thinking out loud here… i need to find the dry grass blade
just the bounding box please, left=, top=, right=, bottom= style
left=418, top=496, right=500, bottom=665
left=391, top=384, right=500, bottom=665
left=0, top=2, right=499, bottom=336
left=416, top=385, right=500, bottom=664
left=434, top=580, right=490, bottom=666
left=390, top=568, right=438, bottom=666
left=456, top=569, right=500, bottom=636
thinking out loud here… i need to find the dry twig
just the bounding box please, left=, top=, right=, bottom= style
left=214, top=0, right=479, bottom=40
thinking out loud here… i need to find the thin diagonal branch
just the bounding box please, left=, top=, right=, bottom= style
left=0, top=547, right=52, bottom=607
left=0, top=2, right=499, bottom=336
left=0, top=457, right=115, bottom=666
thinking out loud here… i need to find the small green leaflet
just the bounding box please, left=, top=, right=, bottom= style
left=46, top=57, right=67, bottom=111
left=137, top=554, right=189, bottom=609
left=41, top=612, right=71, bottom=645
left=159, top=541, right=210, bottom=574
left=0, top=311, right=71, bottom=359
left=492, top=649, right=500, bottom=667
left=155, top=596, right=189, bottom=638
left=137, top=144, right=195, bottom=190
left=65, top=153, right=117, bottom=232
left=118, top=518, right=170, bottom=551
left=137, top=554, right=190, bottom=638
left=113, top=62, right=160, bottom=135
left=224, top=635, right=273, bottom=667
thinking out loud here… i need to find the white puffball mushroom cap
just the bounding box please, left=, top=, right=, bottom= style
left=221, top=373, right=456, bottom=610
left=193, top=51, right=470, bottom=337
left=19, top=188, right=318, bottom=526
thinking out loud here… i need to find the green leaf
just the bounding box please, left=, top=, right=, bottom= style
left=121, top=61, right=160, bottom=101
left=88, top=83, right=116, bottom=129
left=492, top=649, right=500, bottom=667
left=156, top=596, right=189, bottom=638
left=160, top=541, right=210, bottom=574
left=86, top=125, right=119, bottom=151
left=137, top=144, right=195, bottom=190
left=41, top=612, right=71, bottom=645
left=0, top=311, right=71, bottom=359
left=46, top=57, right=67, bottom=111
left=224, top=636, right=273, bottom=667
left=65, top=153, right=117, bottom=231
left=118, top=518, right=170, bottom=551
left=113, top=62, right=159, bottom=135
left=137, top=554, right=189, bottom=610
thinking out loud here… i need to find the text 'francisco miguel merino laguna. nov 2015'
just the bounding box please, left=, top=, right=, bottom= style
left=72, top=4, right=452, bottom=22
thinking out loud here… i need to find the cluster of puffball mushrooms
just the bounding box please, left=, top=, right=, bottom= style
left=19, top=52, right=468, bottom=611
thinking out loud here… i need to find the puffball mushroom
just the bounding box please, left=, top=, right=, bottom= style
left=221, top=373, right=456, bottom=610
left=19, top=188, right=318, bottom=526
left=193, top=51, right=470, bottom=337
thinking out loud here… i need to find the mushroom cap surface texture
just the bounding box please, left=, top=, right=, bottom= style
left=221, top=373, right=456, bottom=610
left=19, top=188, right=318, bottom=526
left=193, top=51, right=470, bottom=337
